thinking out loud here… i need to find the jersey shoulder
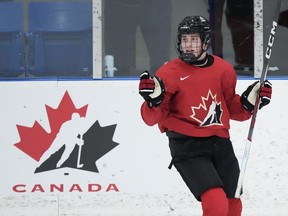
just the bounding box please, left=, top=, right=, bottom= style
left=156, top=58, right=186, bottom=76
left=212, top=55, right=234, bottom=70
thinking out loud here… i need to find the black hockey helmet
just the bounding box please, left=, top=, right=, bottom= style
left=176, top=16, right=211, bottom=64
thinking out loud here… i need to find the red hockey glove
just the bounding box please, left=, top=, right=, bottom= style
left=139, top=71, right=166, bottom=107
left=241, top=80, right=272, bottom=113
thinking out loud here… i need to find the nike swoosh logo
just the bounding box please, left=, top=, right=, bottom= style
left=180, top=75, right=190, bottom=81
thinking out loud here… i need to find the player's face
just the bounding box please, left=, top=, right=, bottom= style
left=180, top=34, right=203, bottom=57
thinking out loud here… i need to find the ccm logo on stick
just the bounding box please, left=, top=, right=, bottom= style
left=265, top=21, right=277, bottom=59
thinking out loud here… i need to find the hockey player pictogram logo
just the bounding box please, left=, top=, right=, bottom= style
left=14, top=91, right=119, bottom=174
left=190, top=89, right=223, bottom=127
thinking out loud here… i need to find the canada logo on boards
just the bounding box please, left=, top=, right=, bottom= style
left=14, top=91, right=119, bottom=174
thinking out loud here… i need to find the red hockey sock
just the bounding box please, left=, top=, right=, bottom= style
left=227, top=198, right=242, bottom=216
left=201, top=187, right=228, bottom=216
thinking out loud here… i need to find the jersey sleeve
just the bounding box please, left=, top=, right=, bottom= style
left=140, top=95, right=170, bottom=126
left=140, top=63, right=175, bottom=128
left=228, top=94, right=252, bottom=121
left=222, top=64, right=251, bottom=121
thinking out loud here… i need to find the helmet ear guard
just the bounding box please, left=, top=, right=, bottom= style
left=176, top=16, right=211, bottom=64
left=202, top=32, right=211, bottom=51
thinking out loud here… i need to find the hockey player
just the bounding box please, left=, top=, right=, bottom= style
left=138, top=16, right=272, bottom=216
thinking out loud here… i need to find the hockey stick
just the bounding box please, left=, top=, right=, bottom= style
left=234, top=0, right=283, bottom=198
left=77, top=135, right=84, bottom=168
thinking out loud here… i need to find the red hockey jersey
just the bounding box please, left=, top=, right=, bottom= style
left=140, top=55, right=251, bottom=138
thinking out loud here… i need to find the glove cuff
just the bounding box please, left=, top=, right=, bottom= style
left=147, top=76, right=166, bottom=107
left=240, top=94, right=255, bottom=113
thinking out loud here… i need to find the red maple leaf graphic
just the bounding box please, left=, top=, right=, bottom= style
left=190, top=90, right=218, bottom=123
left=14, top=91, right=88, bottom=161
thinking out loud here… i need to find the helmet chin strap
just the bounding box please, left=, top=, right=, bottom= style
left=180, top=52, right=197, bottom=63
left=180, top=48, right=206, bottom=65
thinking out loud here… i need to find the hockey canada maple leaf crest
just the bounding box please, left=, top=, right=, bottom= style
left=190, top=89, right=223, bottom=127
left=14, top=91, right=119, bottom=173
